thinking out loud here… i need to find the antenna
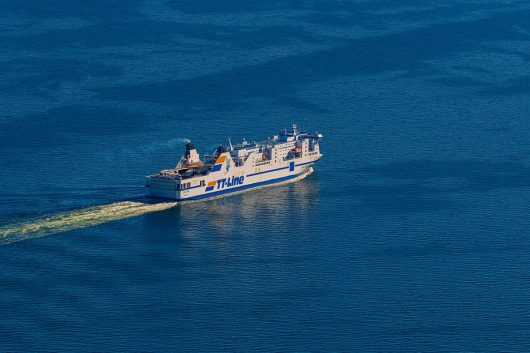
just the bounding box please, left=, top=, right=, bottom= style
left=228, top=137, right=233, bottom=151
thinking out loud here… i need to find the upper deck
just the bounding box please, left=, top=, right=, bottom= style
left=147, top=124, right=323, bottom=181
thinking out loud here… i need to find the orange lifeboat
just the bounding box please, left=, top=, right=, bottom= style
left=292, top=146, right=302, bottom=153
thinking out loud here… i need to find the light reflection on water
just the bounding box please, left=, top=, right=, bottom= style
left=143, top=175, right=321, bottom=240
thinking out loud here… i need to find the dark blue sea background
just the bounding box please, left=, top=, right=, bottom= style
left=2, top=1, right=530, bottom=351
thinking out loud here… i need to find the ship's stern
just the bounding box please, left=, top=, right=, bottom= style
left=145, top=175, right=180, bottom=200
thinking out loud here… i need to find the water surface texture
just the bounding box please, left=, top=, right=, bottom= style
left=2, top=1, right=530, bottom=352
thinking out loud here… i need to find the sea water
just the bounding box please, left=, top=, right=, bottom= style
left=2, top=1, right=530, bottom=351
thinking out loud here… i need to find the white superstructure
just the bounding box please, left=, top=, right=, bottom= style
left=145, top=124, right=323, bottom=201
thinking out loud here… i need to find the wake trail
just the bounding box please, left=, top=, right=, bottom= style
left=0, top=200, right=177, bottom=245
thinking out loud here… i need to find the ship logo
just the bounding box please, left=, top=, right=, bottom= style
left=205, top=180, right=217, bottom=192
left=205, top=176, right=245, bottom=192
left=210, top=155, right=226, bottom=173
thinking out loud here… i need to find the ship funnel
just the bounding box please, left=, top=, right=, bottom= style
left=185, top=141, right=196, bottom=153
left=184, top=140, right=200, bottom=164
left=216, top=144, right=228, bottom=155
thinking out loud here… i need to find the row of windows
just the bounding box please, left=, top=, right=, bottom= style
left=255, top=161, right=271, bottom=166
left=178, top=180, right=206, bottom=190
left=178, top=182, right=192, bottom=190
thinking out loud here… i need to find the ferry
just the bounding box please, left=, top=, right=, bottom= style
left=145, top=124, right=323, bottom=201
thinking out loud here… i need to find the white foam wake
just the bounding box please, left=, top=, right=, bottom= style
left=0, top=200, right=176, bottom=245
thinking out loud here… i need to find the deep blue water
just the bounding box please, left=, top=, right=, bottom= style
left=2, top=1, right=530, bottom=351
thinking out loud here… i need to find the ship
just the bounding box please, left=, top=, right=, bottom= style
left=145, top=124, right=323, bottom=201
